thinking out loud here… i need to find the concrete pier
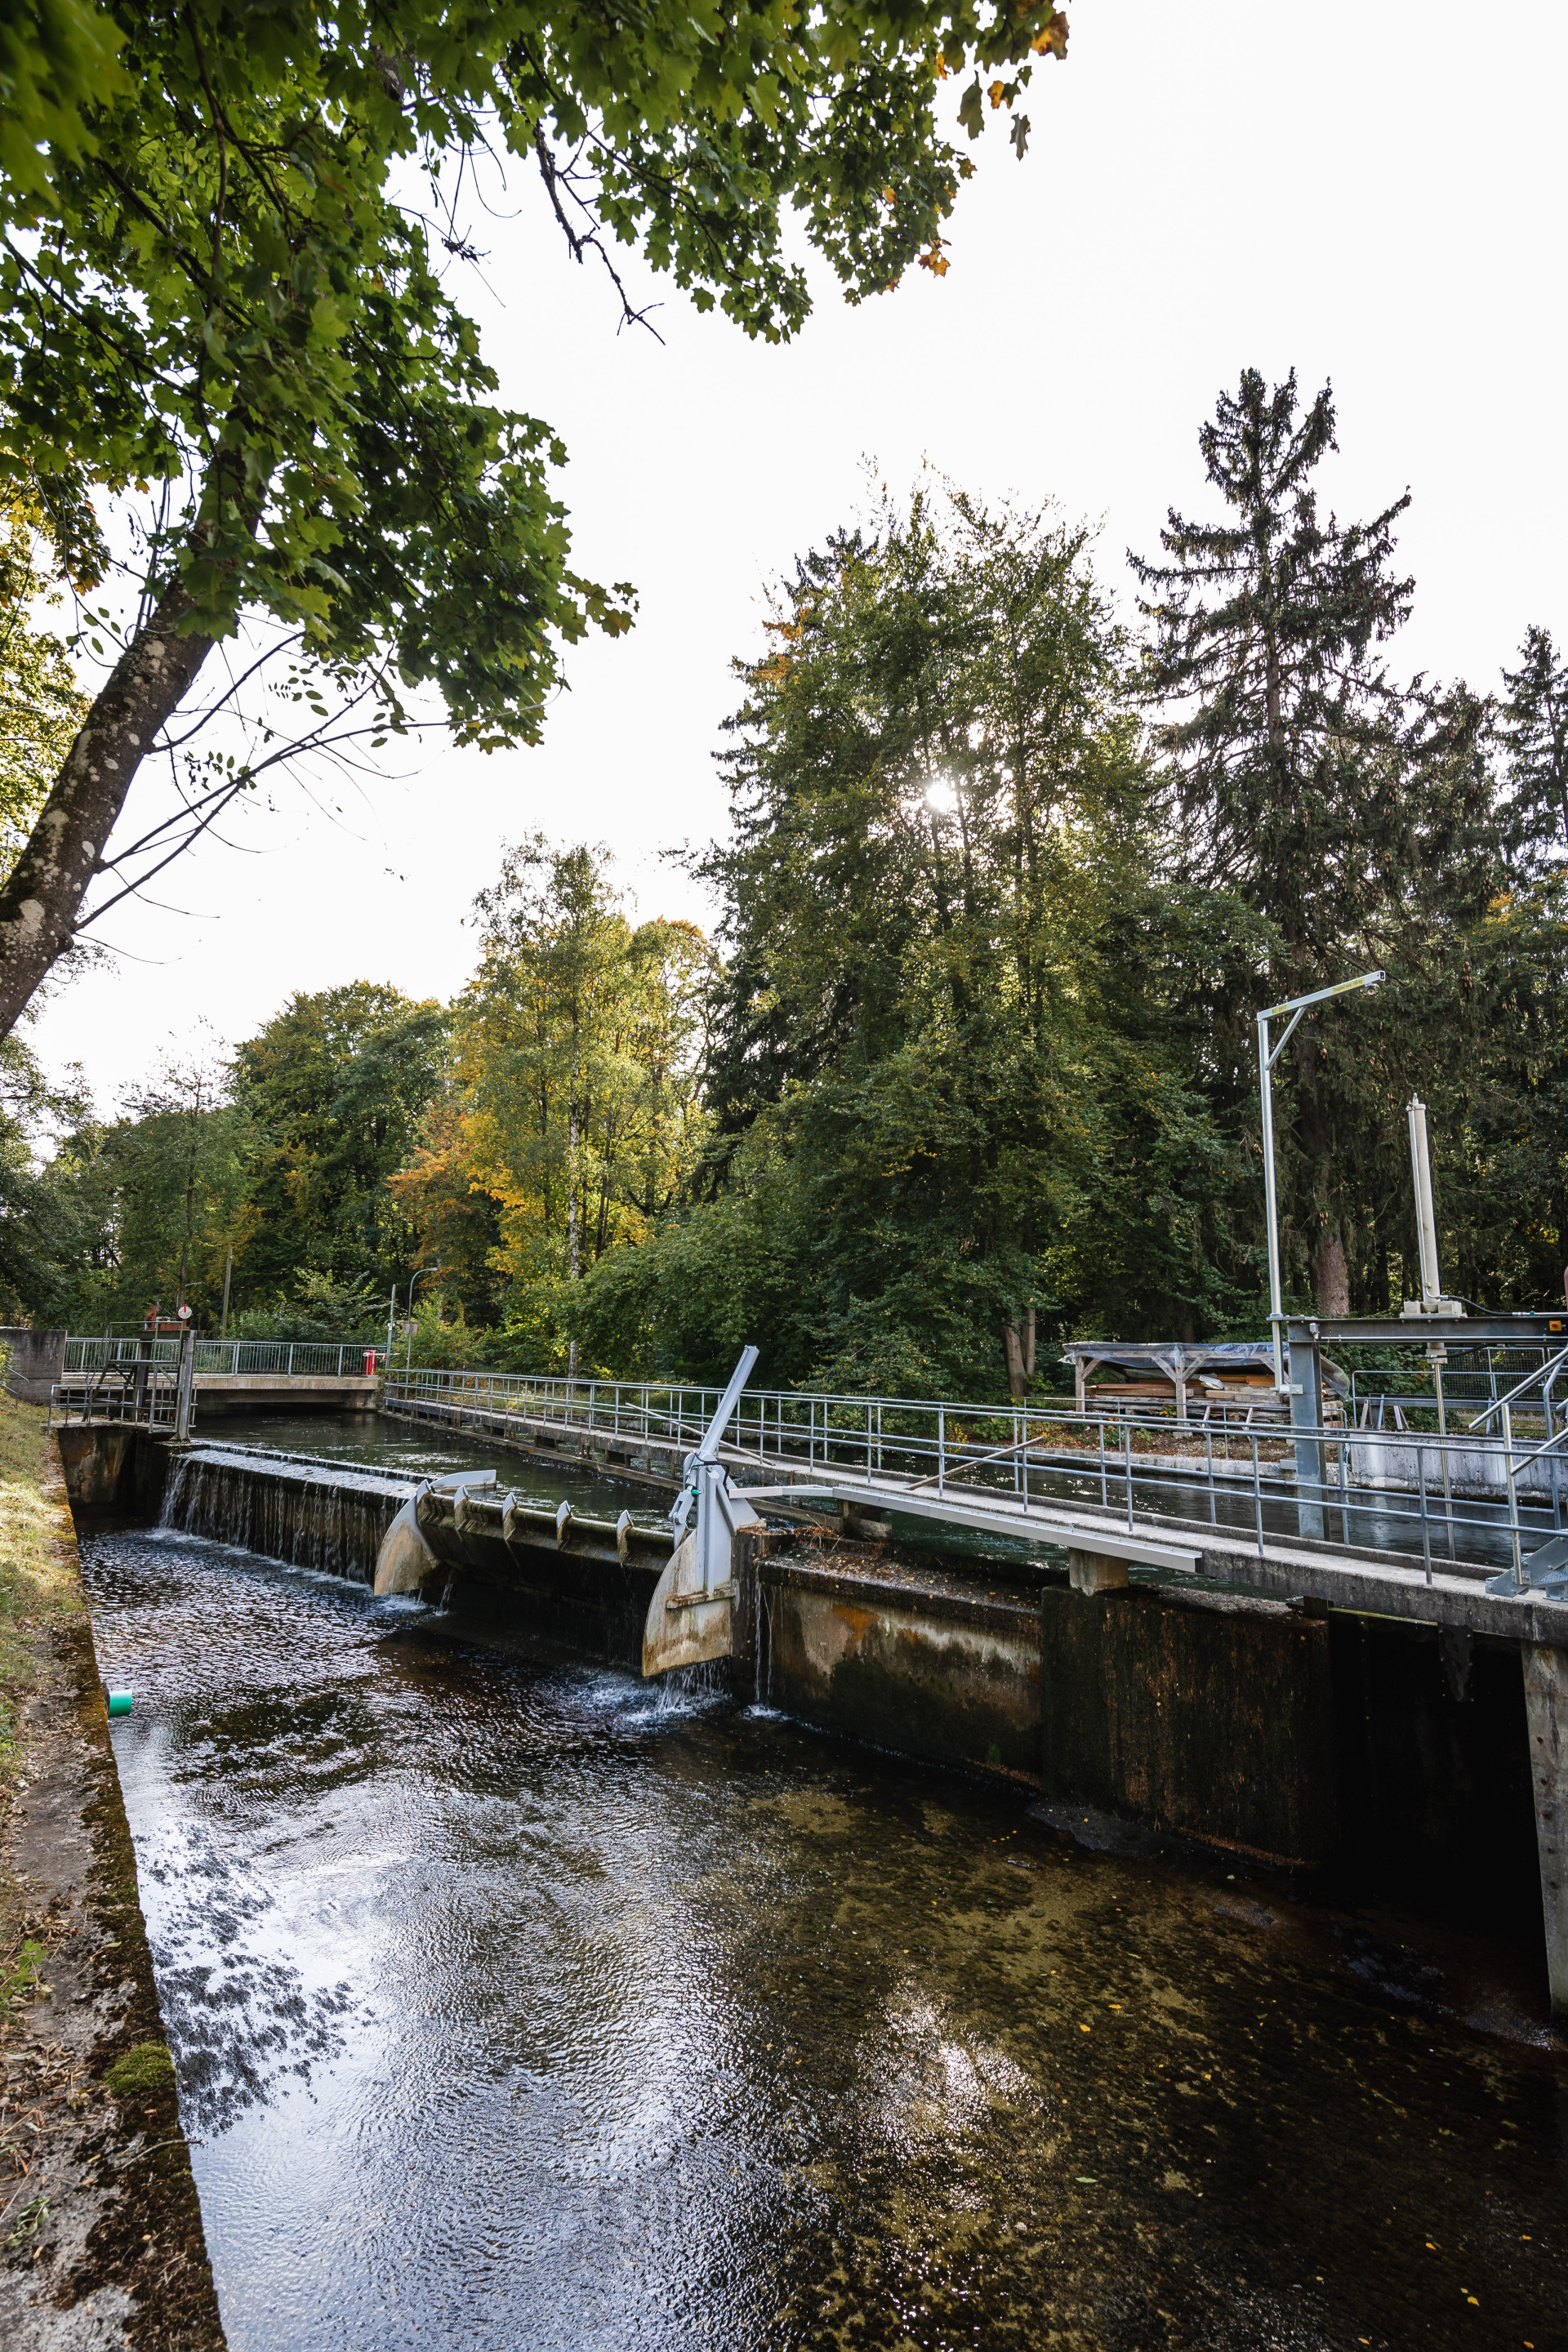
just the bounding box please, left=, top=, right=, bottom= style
left=1066, top=1546, right=1129, bottom=1596
left=1523, top=1644, right=1568, bottom=2018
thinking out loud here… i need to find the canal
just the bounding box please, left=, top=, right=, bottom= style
left=75, top=1419, right=1566, bottom=2350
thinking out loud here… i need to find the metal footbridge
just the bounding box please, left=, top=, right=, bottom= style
left=382, top=1321, right=1568, bottom=1649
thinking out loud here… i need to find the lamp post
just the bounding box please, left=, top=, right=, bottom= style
left=1257, top=970, right=1386, bottom=1390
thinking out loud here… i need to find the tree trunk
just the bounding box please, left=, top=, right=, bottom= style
left=0, top=578, right=213, bottom=1040
left=1313, top=1224, right=1350, bottom=1317
left=1004, top=1310, right=1036, bottom=1400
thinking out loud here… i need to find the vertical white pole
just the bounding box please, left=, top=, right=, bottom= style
left=1407, top=1096, right=1441, bottom=1306
left=1258, top=1011, right=1285, bottom=1392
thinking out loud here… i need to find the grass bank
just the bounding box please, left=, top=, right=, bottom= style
left=0, top=1396, right=87, bottom=1790
left=0, top=1394, right=225, bottom=2349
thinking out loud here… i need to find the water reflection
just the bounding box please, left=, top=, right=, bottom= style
left=85, top=1522, right=1564, bottom=2351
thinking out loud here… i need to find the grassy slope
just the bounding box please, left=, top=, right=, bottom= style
left=0, top=1393, right=83, bottom=1790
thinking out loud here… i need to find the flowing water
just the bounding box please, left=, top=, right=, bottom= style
left=78, top=1498, right=1568, bottom=2352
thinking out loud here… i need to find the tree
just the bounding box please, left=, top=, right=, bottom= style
left=612, top=482, right=1245, bottom=1396
left=232, top=983, right=448, bottom=1304
left=0, top=1030, right=91, bottom=1322
left=1499, top=626, right=1568, bottom=875
left=0, top=0, right=1072, bottom=1038
left=1132, top=368, right=1495, bottom=1316
left=40, top=1049, right=256, bottom=1327
left=421, top=839, right=710, bottom=1368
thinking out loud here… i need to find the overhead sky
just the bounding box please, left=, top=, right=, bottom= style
left=27, top=0, right=1566, bottom=1108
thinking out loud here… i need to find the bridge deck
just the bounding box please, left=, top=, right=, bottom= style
left=381, top=1389, right=1568, bottom=1646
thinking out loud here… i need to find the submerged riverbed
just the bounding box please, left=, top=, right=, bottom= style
left=82, top=1511, right=1566, bottom=2352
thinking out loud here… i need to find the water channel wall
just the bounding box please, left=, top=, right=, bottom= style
left=52, top=1426, right=1549, bottom=1939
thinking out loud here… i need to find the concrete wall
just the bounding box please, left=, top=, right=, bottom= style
left=752, top=1549, right=1536, bottom=1906
left=1330, top=1615, right=1540, bottom=1922
left=1040, top=1585, right=1338, bottom=1868
left=53, top=1422, right=175, bottom=1518
left=756, top=1555, right=1041, bottom=1784
left=2, top=1325, right=65, bottom=1403
left=412, top=1487, right=668, bottom=1669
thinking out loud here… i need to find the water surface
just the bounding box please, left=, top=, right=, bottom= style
left=84, top=1521, right=1566, bottom=2351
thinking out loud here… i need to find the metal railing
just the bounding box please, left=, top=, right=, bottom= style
left=381, top=1366, right=1568, bottom=1590
left=48, top=1365, right=180, bottom=1432
left=62, top=1336, right=385, bottom=1379
left=1348, top=1343, right=1567, bottom=1423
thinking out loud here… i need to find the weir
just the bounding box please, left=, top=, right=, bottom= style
left=51, top=1345, right=1568, bottom=2020
left=160, top=1445, right=412, bottom=1582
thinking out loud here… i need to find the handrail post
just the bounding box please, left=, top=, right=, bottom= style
left=1125, top=1415, right=1134, bottom=1531
left=1503, top=1401, right=1526, bottom=1590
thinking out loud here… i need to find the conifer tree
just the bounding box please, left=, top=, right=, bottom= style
left=1499, top=626, right=1568, bottom=873
left=1132, top=368, right=1459, bottom=1315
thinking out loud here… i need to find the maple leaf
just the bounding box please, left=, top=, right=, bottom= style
left=1031, top=11, right=1069, bottom=59
left=917, top=240, right=950, bottom=276
left=987, top=78, right=1007, bottom=108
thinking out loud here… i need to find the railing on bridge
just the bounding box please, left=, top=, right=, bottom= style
left=1348, top=1342, right=1567, bottom=1430
left=62, top=1336, right=385, bottom=1379
left=48, top=1365, right=182, bottom=1433
left=381, top=1365, right=1568, bottom=1591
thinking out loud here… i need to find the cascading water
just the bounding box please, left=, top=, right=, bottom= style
left=159, top=1446, right=412, bottom=1583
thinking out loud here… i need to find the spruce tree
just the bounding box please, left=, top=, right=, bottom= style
left=1133, top=368, right=1440, bottom=1315
left=1499, top=626, right=1568, bottom=874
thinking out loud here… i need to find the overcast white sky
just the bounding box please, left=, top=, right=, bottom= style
left=26, top=0, right=1567, bottom=1107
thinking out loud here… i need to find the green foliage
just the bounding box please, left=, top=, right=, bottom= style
left=0, top=474, right=86, bottom=871
left=228, top=1267, right=388, bottom=1342
left=0, top=1032, right=91, bottom=1322
left=579, top=483, right=1248, bottom=1394
left=1499, top=626, right=1568, bottom=876
left=0, top=0, right=127, bottom=200
left=42, top=1050, right=256, bottom=1327
left=1132, top=368, right=1497, bottom=1316
left=102, top=2039, right=176, bottom=2099
left=394, top=840, right=713, bottom=1364
left=0, top=0, right=1071, bottom=1036
left=232, top=984, right=448, bottom=1304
